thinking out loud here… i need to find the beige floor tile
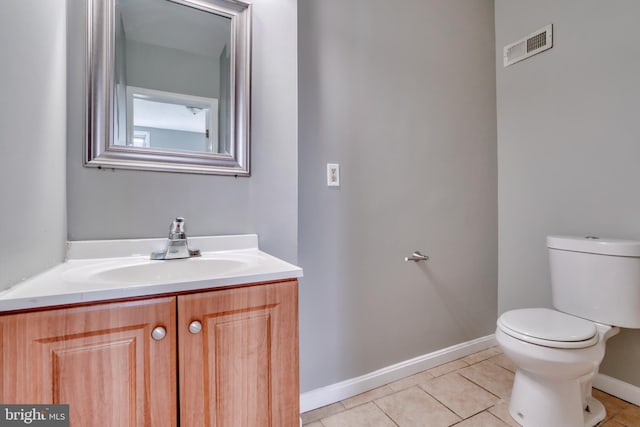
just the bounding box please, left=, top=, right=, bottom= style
left=303, top=349, right=640, bottom=427
left=301, top=402, right=346, bottom=424
left=375, top=386, right=461, bottom=427
left=321, top=402, right=395, bottom=427
left=461, top=347, right=502, bottom=365
left=389, top=370, right=434, bottom=392
left=427, top=359, right=469, bottom=378
left=453, top=411, right=510, bottom=427
left=420, top=372, right=499, bottom=418
left=459, top=360, right=514, bottom=400
left=342, top=385, right=396, bottom=409
left=593, top=388, right=632, bottom=418
left=487, top=353, right=516, bottom=373
left=487, top=401, right=520, bottom=427
left=611, top=405, right=640, bottom=426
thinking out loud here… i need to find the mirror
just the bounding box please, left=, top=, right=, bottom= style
left=86, top=0, right=251, bottom=175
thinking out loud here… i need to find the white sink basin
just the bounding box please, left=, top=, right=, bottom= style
left=0, top=235, right=303, bottom=312
left=90, top=258, right=249, bottom=285
left=61, top=254, right=257, bottom=289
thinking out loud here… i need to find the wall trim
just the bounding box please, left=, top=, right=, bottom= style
left=299, top=334, right=640, bottom=413
left=300, top=334, right=497, bottom=413
left=594, top=373, right=640, bottom=406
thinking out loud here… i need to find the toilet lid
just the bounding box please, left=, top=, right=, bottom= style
left=498, top=308, right=598, bottom=349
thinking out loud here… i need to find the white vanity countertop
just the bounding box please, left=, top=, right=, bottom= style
left=0, top=235, right=302, bottom=312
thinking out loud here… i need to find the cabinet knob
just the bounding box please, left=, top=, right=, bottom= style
left=189, top=320, right=202, bottom=334
left=151, top=326, right=167, bottom=341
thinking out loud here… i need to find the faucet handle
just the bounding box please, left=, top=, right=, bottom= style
left=169, top=217, right=186, bottom=239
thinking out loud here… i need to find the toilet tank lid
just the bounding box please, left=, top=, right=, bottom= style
left=547, top=235, right=640, bottom=257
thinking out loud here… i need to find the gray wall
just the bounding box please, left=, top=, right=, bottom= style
left=67, top=0, right=298, bottom=264
left=298, top=0, right=497, bottom=392
left=0, top=0, right=67, bottom=291
left=125, top=39, right=220, bottom=99
left=249, top=0, right=298, bottom=263
left=135, top=126, right=207, bottom=153
left=496, top=0, right=640, bottom=386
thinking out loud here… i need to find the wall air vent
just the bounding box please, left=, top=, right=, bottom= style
left=504, top=24, right=553, bottom=67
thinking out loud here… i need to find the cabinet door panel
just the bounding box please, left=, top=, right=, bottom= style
left=0, top=297, right=177, bottom=427
left=179, top=281, right=299, bottom=427
left=52, top=335, right=137, bottom=425
left=215, top=312, right=272, bottom=424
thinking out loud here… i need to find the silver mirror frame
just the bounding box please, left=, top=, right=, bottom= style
left=85, top=0, right=251, bottom=176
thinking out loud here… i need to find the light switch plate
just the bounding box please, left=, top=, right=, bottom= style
left=327, top=163, right=340, bottom=187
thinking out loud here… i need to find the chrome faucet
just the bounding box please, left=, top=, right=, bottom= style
left=150, top=217, right=201, bottom=260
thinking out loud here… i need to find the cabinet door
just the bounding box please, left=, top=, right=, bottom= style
left=179, top=281, right=299, bottom=427
left=0, top=297, right=177, bottom=427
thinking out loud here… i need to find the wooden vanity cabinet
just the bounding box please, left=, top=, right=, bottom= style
left=0, top=279, right=299, bottom=427
left=179, top=280, right=299, bottom=427
left=0, top=297, right=178, bottom=427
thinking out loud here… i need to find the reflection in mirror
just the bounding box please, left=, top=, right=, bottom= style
left=125, top=86, right=220, bottom=154
left=114, top=0, right=229, bottom=155
left=86, top=0, right=251, bottom=175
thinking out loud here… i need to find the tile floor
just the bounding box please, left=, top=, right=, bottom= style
left=301, top=347, right=640, bottom=427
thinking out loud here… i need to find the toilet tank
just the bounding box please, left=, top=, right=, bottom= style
left=548, top=235, right=640, bottom=328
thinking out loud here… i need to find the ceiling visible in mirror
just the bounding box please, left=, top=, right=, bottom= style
left=118, top=0, right=231, bottom=58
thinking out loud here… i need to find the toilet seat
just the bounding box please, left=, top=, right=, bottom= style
left=498, top=308, right=599, bottom=349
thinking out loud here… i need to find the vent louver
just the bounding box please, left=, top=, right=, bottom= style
left=504, top=24, right=553, bottom=67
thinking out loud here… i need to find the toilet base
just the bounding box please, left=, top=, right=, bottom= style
left=508, top=370, right=606, bottom=427
left=583, top=397, right=606, bottom=427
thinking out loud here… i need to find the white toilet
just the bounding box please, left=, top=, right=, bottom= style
left=496, top=235, right=640, bottom=427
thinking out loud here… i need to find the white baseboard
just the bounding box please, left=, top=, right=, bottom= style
left=299, top=334, right=497, bottom=413
left=594, top=373, right=640, bottom=406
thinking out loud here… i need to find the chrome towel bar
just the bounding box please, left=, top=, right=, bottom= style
left=404, top=251, right=429, bottom=262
